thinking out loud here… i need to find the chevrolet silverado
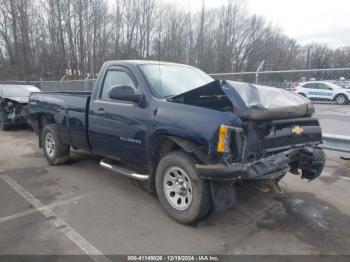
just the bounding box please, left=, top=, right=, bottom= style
left=29, top=61, right=325, bottom=224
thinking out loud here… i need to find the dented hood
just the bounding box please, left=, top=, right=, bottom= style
left=0, top=85, right=40, bottom=104
left=6, top=97, right=30, bottom=103
left=169, top=80, right=313, bottom=120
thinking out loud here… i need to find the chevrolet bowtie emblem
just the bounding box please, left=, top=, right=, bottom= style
left=292, top=126, right=304, bottom=135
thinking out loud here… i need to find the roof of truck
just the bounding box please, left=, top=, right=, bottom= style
left=105, top=60, right=192, bottom=67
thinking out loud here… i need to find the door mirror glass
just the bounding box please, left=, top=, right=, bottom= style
left=108, top=85, right=142, bottom=103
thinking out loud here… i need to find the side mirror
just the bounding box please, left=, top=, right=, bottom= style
left=108, top=85, right=142, bottom=103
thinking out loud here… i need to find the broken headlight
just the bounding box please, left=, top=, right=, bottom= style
left=7, top=101, right=14, bottom=107
left=217, top=125, right=243, bottom=154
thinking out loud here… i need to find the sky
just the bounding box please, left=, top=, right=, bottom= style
left=165, top=0, right=350, bottom=48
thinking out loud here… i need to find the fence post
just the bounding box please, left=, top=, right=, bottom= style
left=60, top=76, right=65, bottom=91
left=85, top=73, right=90, bottom=91
left=255, top=61, right=265, bottom=85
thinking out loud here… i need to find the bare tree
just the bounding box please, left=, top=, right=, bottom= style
left=0, top=0, right=349, bottom=80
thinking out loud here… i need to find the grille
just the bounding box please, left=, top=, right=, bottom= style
left=261, top=117, right=322, bottom=153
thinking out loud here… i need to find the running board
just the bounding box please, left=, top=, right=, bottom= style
left=100, top=159, right=149, bottom=181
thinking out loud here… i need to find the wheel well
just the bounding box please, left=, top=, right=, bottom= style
left=39, top=114, right=54, bottom=129
left=334, top=93, right=347, bottom=99
left=38, top=114, right=55, bottom=148
left=147, top=136, right=206, bottom=192
left=334, top=93, right=348, bottom=104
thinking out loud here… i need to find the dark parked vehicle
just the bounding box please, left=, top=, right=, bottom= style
left=29, top=61, right=325, bottom=224
left=0, top=84, right=40, bottom=130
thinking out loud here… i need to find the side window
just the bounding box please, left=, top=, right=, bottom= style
left=311, top=83, right=319, bottom=89
left=303, top=83, right=316, bottom=89
left=318, top=83, right=332, bottom=90
left=100, top=70, right=137, bottom=100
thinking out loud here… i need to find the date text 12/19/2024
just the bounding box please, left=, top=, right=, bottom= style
left=127, top=256, right=220, bottom=261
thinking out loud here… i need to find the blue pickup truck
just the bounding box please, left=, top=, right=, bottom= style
left=29, top=61, right=325, bottom=224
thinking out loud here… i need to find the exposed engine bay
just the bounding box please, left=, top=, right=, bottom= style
left=0, top=98, right=29, bottom=121
left=171, top=80, right=325, bottom=198
left=169, top=80, right=315, bottom=120
left=0, top=85, right=40, bottom=130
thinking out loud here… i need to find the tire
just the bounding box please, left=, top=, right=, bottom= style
left=155, top=150, right=211, bottom=225
left=42, top=124, right=70, bottom=165
left=334, top=94, right=348, bottom=105
left=0, top=111, right=10, bottom=131
left=0, top=120, right=8, bottom=131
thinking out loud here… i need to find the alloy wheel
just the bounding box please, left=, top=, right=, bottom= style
left=163, top=167, right=193, bottom=211
left=45, top=132, right=56, bottom=158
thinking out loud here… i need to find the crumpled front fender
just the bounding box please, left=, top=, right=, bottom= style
left=289, top=147, right=325, bottom=181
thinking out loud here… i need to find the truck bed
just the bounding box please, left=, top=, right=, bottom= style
left=30, top=92, right=92, bottom=151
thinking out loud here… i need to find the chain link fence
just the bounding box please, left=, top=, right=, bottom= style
left=210, top=68, right=350, bottom=89
left=0, top=79, right=96, bottom=92
left=1, top=68, right=350, bottom=92
left=39, top=79, right=96, bottom=91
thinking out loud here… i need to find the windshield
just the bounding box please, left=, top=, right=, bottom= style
left=333, top=81, right=350, bottom=89
left=331, top=81, right=344, bottom=87
left=139, top=64, right=214, bottom=98
left=0, top=86, right=40, bottom=97
left=331, top=81, right=350, bottom=88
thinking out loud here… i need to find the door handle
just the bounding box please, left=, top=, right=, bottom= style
left=96, top=108, right=105, bottom=115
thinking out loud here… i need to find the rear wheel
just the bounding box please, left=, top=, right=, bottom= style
left=155, top=151, right=211, bottom=224
left=334, top=94, right=348, bottom=105
left=42, top=124, right=70, bottom=165
left=0, top=111, right=10, bottom=131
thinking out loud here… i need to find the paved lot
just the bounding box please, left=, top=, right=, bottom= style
left=315, top=104, right=350, bottom=135
left=0, top=109, right=350, bottom=257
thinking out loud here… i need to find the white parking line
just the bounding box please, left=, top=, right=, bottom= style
left=0, top=195, right=84, bottom=225
left=1, top=174, right=110, bottom=262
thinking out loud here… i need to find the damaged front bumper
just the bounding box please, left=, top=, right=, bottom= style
left=7, top=106, right=29, bottom=125
left=196, top=146, right=325, bottom=182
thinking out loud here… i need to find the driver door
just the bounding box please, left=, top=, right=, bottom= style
left=89, top=66, right=149, bottom=167
left=317, top=83, right=334, bottom=100
left=303, top=83, right=321, bottom=99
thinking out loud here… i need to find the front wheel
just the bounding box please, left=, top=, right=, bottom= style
left=42, top=124, right=70, bottom=165
left=334, top=94, right=348, bottom=105
left=155, top=151, right=211, bottom=224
